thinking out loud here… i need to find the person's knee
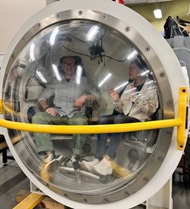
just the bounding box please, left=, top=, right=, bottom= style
left=114, top=115, right=125, bottom=124
left=32, top=112, right=45, bottom=123
left=80, top=119, right=88, bottom=125
left=32, top=114, right=39, bottom=123
left=74, top=118, right=88, bottom=125
left=98, top=117, right=108, bottom=125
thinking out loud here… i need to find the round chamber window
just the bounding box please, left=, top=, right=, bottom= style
left=1, top=0, right=187, bottom=208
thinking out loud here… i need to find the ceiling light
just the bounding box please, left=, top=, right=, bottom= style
left=153, top=8, right=162, bottom=19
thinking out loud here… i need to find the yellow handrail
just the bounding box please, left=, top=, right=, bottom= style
left=177, top=87, right=188, bottom=150
left=0, top=118, right=183, bottom=134
left=0, top=87, right=188, bottom=150
left=0, top=99, right=2, bottom=114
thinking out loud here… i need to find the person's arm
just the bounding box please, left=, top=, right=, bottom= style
left=109, top=87, right=119, bottom=102
left=39, top=100, right=49, bottom=111
left=74, top=94, right=97, bottom=108
left=74, top=78, right=101, bottom=108
left=113, top=100, right=123, bottom=113
left=39, top=99, right=57, bottom=116
left=137, top=83, right=159, bottom=115
left=109, top=87, right=125, bottom=113
left=85, top=79, right=101, bottom=101
left=38, top=84, right=57, bottom=116
left=138, top=93, right=158, bottom=115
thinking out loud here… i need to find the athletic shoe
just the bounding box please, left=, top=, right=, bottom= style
left=94, top=156, right=113, bottom=175
left=80, top=158, right=99, bottom=172
left=62, top=155, right=76, bottom=168
left=43, top=151, right=55, bottom=164
left=44, top=154, right=63, bottom=172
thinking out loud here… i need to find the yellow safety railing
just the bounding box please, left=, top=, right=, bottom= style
left=0, top=87, right=188, bottom=150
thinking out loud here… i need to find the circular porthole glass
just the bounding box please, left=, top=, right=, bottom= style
left=1, top=0, right=188, bottom=208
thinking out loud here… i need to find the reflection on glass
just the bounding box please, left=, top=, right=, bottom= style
left=98, top=73, right=112, bottom=87
left=114, top=81, right=129, bottom=91
left=2, top=19, right=160, bottom=200
left=86, top=25, right=100, bottom=41
left=49, top=27, right=59, bottom=46
left=30, top=43, right=35, bottom=61
left=36, top=70, right=48, bottom=83
left=127, top=50, right=138, bottom=60
left=52, top=64, right=61, bottom=81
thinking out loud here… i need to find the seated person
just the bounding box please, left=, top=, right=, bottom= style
left=81, top=58, right=159, bottom=175
left=32, top=56, right=100, bottom=167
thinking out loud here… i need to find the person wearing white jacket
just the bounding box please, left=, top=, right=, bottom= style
left=81, top=58, right=159, bottom=176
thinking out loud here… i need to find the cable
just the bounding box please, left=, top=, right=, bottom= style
left=60, top=42, right=128, bottom=62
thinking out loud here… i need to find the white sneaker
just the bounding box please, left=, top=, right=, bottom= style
left=81, top=158, right=99, bottom=172
left=94, top=156, right=113, bottom=175
left=146, top=144, right=156, bottom=153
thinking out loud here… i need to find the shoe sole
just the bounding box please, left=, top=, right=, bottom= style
left=44, top=156, right=63, bottom=172
left=80, top=161, right=97, bottom=172
left=94, top=167, right=112, bottom=176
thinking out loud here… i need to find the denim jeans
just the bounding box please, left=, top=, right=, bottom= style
left=96, top=114, right=140, bottom=160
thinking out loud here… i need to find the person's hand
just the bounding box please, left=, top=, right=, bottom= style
left=109, top=87, right=119, bottom=102
left=74, top=95, right=87, bottom=108
left=138, top=100, right=149, bottom=114
left=45, top=107, right=57, bottom=116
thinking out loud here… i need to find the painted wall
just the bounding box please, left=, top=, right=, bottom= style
left=128, top=0, right=190, bottom=32
left=0, top=0, right=46, bottom=54
left=0, top=0, right=189, bottom=53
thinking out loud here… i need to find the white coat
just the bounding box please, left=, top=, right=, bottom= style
left=113, top=77, right=159, bottom=121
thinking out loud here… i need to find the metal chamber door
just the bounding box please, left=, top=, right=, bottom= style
left=0, top=0, right=189, bottom=208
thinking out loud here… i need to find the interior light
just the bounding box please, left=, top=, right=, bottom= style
left=123, top=87, right=136, bottom=94
left=29, top=43, right=35, bottom=61
left=145, top=80, right=154, bottom=85
left=140, top=70, right=150, bottom=76
left=127, top=50, right=138, bottom=60
left=52, top=64, right=61, bottom=81
left=153, top=8, right=162, bottom=19
left=114, top=81, right=129, bottom=91
left=49, top=27, right=59, bottom=46
left=36, top=71, right=47, bottom=83
left=98, top=73, right=112, bottom=87
left=86, top=26, right=100, bottom=41
left=76, top=65, right=83, bottom=84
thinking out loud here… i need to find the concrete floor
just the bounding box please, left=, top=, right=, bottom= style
left=173, top=181, right=190, bottom=209
left=0, top=155, right=30, bottom=209
left=0, top=152, right=190, bottom=209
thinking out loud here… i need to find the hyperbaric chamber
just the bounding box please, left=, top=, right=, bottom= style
left=0, top=0, right=189, bottom=209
